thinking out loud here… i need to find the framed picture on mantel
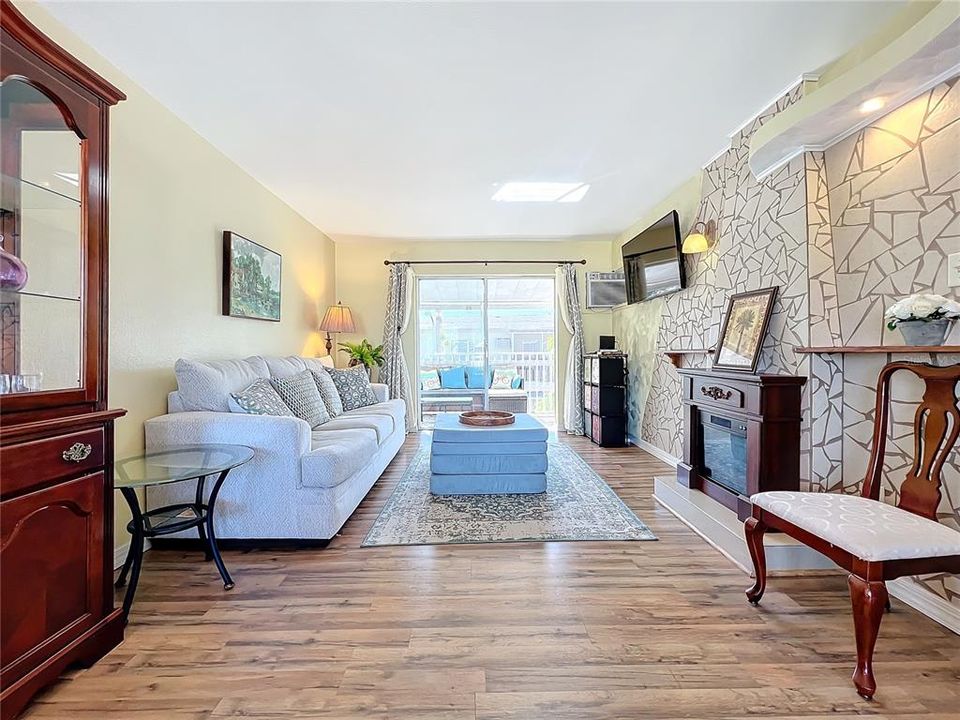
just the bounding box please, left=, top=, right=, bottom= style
left=713, top=286, right=778, bottom=373
left=222, top=231, right=282, bottom=322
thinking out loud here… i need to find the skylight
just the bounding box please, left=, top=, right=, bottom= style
left=492, top=182, right=590, bottom=203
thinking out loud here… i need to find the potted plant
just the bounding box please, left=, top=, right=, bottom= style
left=338, top=339, right=386, bottom=376
left=885, top=293, right=960, bottom=346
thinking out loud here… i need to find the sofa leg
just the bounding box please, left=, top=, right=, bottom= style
left=744, top=516, right=767, bottom=605
left=848, top=574, right=887, bottom=700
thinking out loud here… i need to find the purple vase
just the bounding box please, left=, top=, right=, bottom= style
left=0, top=248, right=28, bottom=291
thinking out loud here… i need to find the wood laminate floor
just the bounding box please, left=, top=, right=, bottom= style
left=23, top=436, right=960, bottom=719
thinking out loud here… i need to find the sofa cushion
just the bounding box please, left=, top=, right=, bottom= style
left=229, top=379, right=295, bottom=417
left=271, top=371, right=331, bottom=428
left=264, top=355, right=307, bottom=379
left=328, top=366, right=379, bottom=411
left=752, top=491, right=960, bottom=562
left=321, top=412, right=394, bottom=444
left=302, top=355, right=334, bottom=374
left=439, top=366, right=467, bottom=389
left=342, top=398, right=406, bottom=434
left=174, top=356, right=270, bottom=412
left=308, top=368, right=344, bottom=418
left=303, top=428, right=378, bottom=489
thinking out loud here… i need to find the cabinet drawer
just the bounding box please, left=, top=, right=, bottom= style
left=1, top=428, right=104, bottom=497
left=690, top=378, right=749, bottom=412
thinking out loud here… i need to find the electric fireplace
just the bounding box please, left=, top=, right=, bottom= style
left=676, top=368, right=805, bottom=520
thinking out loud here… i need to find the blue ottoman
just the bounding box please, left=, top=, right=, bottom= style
left=430, top=413, right=548, bottom=494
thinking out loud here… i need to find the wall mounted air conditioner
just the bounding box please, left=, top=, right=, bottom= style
left=586, top=271, right=627, bottom=309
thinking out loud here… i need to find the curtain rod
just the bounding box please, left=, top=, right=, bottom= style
left=383, top=259, right=586, bottom=266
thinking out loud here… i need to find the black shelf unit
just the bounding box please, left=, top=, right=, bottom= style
left=582, top=353, right=627, bottom=447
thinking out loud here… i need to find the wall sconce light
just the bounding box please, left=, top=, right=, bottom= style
left=682, top=220, right=716, bottom=254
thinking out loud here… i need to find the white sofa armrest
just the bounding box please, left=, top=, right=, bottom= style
left=144, top=411, right=311, bottom=457
left=370, top=383, right=389, bottom=403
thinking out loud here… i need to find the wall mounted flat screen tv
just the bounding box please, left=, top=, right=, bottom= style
left=621, top=210, right=686, bottom=304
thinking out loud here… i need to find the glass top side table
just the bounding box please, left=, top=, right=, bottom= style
left=114, top=444, right=254, bottom=622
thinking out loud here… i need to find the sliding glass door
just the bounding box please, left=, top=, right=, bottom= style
left=417, top=276, right=556, bottom=429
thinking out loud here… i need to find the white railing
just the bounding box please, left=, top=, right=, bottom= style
left=419, top=351, right=556, bottom=419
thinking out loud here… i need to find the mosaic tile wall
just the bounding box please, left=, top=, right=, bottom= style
left=616, top=76, right=959, bottom=611
left=819, top=77, right=960, bottom=607
left=624, top=86, right=810, bottom=463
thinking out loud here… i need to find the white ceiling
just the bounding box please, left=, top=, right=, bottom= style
left=43, top=0, right=905, bottom=242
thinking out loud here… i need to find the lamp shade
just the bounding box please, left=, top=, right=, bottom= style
left=319, top=302, right=356, bottom=333
left=681, top=232, right=710, bottom=254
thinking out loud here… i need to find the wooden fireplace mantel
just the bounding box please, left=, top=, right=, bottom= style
left=794, top=345, right=960, bottom=354
left=664, top=348, right=713, bottom=367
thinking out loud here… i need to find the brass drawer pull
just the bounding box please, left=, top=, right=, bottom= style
left=62, top=443, right=93, bottom=463
left=701, top=385, right=733, bottom=401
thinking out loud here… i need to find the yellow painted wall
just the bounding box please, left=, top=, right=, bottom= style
left=334, top=237, right=616, bottom=430
left=13, top=2, right=337, bottom=547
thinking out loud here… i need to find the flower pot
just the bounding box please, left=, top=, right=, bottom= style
left=897, top=319, right=952, bottom=346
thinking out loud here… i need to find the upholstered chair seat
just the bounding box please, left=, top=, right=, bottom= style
left=743, top=361, right=960, bottom=700
left=751, top=491, right=960, bottom=562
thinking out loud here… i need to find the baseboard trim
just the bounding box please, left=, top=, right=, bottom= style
left=629, top=435, right=679, bottom=467
left=888, top=577, right=960, bottom=636
left=113, top=538, right=151, bottom=570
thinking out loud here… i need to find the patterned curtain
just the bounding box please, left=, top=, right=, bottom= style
left=556, top=263, right=585, bottom=435
left=380, top=263, right=416, bottom=432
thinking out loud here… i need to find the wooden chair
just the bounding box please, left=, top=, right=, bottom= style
left=743, top=361, right=960, bottom=699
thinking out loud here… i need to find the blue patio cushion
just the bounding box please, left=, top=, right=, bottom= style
left=439, top=366, right=468, bottom=389
left=431, top=453, right=547, bottom=475
left=431, top=441, right=547, bottom=456
left=512, top=376, right=523, bottom=389
left=430, top=473, right=546, bottom=495
left=465, top=366, right=488, bottom=389
left=432, top=412, right=548, bottom=443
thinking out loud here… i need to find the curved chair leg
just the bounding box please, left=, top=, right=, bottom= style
left=848, top=574, right=887, bottom=700
left=744, top=516, right=767, bottom=605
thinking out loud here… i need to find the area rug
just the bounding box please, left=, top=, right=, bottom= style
left=362, top=442, right=656, bottom=547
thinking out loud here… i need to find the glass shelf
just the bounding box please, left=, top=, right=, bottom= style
left=1, top=289, right=80, bottom=303
left=1, top=174, right=80, bottom=211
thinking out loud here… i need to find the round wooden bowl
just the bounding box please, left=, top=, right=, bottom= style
left=458, top=410, right=515, bottom=426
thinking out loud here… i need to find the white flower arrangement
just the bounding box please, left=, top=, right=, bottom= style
left=884, top=293, right=960, bottom=330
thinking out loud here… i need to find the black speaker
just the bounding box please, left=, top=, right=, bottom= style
left=599, top=335, right=616, bottom=350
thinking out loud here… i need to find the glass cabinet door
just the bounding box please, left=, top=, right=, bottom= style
left=0, top=78, right=84, bottom=395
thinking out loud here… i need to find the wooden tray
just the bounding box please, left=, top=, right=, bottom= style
left=458, top=410, right=515, bottom=426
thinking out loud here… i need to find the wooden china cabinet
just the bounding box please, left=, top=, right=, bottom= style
left=0, top=3, right=126, bottom=717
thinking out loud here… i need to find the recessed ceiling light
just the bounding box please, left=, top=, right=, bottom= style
left=859, top=97, right=885, bottom=114
left=492, top=182, right=590, bottom=203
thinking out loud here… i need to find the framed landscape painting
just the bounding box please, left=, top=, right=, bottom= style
left=222, top=231, right=282, bottom=322
left=713, top=286, right=778, bottom=372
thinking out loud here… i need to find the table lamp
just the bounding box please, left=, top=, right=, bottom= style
left=319, top=301, right=356, bottom=355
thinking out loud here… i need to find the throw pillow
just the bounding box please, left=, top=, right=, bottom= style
left=229, top=379, right=294, bottom=417
left=465, top=367, right=487, bottom=389
left=420, top=369, right=441, bottom=391
left=310, top=368, right=344, bottom=417
left=271, top=370, right=331, bottom=428
left=328, top=365, right=379, bottom=411
left=491, top=368, right=519, bottom=389
left=439, top=366, right=467, bottom=389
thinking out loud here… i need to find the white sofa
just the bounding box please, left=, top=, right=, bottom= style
left=144, top=354, right=406, bottom=542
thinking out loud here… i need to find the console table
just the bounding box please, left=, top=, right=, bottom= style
left=676, top=368, right=806, bottom=520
